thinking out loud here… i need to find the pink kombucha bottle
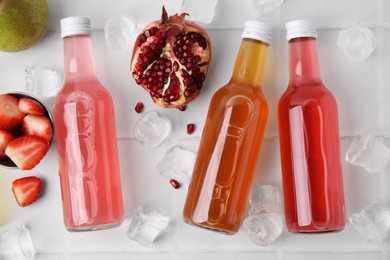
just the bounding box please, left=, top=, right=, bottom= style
left=278, top=20, right=346, bottom=233
left=53, top=17, right=124, bottom=231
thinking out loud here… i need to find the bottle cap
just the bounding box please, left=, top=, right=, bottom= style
left=61, top=17, right=92, bottom=38
left=242, top=21, right=273, bottom=44
left=286, top=19, right=317, bottom=41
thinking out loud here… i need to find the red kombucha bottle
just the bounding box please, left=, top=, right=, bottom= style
left=278, top=20, right=346, bottom=233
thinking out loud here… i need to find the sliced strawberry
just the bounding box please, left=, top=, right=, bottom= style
left=12, top=176, right=43, bottom=207
left=0, top=130, right=14, bottom=159
left=22, top=115, right=52, bottom=141
left=0, top=94, right=25, bottom=131
left=19, top=97, right=45, bottom=116
left=5, top=135, right=49, bottom=170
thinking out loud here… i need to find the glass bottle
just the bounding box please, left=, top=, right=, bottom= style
left=183, top=21, right=272, bottom=234
left=53, top=17, right=124, bottom=231
left=278, top=20, right=346, bottom=233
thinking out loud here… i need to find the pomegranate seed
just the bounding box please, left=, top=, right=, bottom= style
left=184, top=90, right=192, bottom=97
left=178, top=105, right=186, bottom=111
left=135, top=102, right=144, bottom=113
left=137, top=34, right=147, bottom=46
left=173, top=62, right=179, bottom=71
left=187, top=84, right=196, bottom=93
left=187, top=123, right=195, bottom=135
left=183, top=76, right=192, bottom=86
left=176, top=39, right=184, bottom=47
left=169, top=179, right=180, bottom=189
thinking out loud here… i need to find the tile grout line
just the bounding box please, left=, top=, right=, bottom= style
left=117, top=135, right=390, bottom=141
left=376, top=1, right=385, bottom=140
left=377, top=0, right=390, bottom=258
left=46, top=22, right=390, bottom=34
left=274, top=17, right=286, bottom=258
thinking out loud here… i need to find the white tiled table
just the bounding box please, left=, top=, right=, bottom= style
left=0, top=0, right=389, bottom=259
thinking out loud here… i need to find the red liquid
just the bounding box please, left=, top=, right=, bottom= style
left=53, top=35, right=124, bottom=231
left=278, top=37, right=345, bottom=233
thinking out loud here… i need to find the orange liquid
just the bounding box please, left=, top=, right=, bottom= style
left=183, top=39, right=269, bottom=234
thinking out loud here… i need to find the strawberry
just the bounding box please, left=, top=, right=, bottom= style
left=0, top=94, right=25, bottom=131
left=12, top=176, right=43, bottom=207
left=0, top=130, right=14, bottom=159
left=5, top=135, right=49, bottom=170
left=19, top=97, right=45, bottom=116
left=22, top=114, right=52, bottom=141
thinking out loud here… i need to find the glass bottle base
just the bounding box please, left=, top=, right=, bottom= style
left=184, top=219, right=237, bottom=235
left=287, top=226, right=345, bottom=234
left=66, top=220, right=123, bottom=232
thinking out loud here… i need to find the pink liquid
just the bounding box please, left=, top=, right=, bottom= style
left=53, top=35, right=124, bottom=231
left=278, top=37, right=346, bottom=233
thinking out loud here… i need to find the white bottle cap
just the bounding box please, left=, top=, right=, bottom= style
left=286, top=19, right=317, bottom=41
left=61, top=17, right=92, bottom=38
left=242, top=21, right=273, bottom=44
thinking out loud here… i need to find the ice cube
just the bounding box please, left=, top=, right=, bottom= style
left=243, top=214, right=283, bottom=247
left=250, top=0, right=284, bottom=15
left=0, top=225, right=35, bottom=260
left=346, top=131, right=390, bottom=173
left=349, top=201, right=390, bottom=244
left=180, top=0, right=218, bottom=24
left=104, top=14, right=139, bottom=51
left=25, top=66, right=63, bottom=110
left=133, top=112, right=171, bottom=147
left=127, top=207, right=170, bottom=247
left=249, top=185, right=281, bottom=215
left=337, top=24, right=376, bottom=62
left=156, top=145, right=196, bottom=183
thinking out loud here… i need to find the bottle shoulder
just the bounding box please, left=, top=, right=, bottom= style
left=213, top=81, right=266, bottom=100
left=279, top=83, right=337, bottom=108
left=280, top=83, right=334, bottom=99
left=209, top=82, right=269, bottom=115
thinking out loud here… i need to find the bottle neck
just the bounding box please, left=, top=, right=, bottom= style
left=63, top=35, right=97, bottom=81
left=288, top=37, right=322, bottom=86
left=230, top=38, right=269, bottom=87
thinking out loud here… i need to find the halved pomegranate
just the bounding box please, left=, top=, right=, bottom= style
left=130, top=7, right=212, bottom=108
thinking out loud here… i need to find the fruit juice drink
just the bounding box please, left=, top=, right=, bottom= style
left=183, top=22, right=272, bottom=234
left=53, top=17, right=124, bottom=231
left=278, top=20, right=345, bottom=233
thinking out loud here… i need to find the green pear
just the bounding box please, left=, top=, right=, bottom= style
left=0, top=0, right=48, bottom=52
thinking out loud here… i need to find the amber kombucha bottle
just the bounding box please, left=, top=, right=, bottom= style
left=183, top=21, right=272, bottom=234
